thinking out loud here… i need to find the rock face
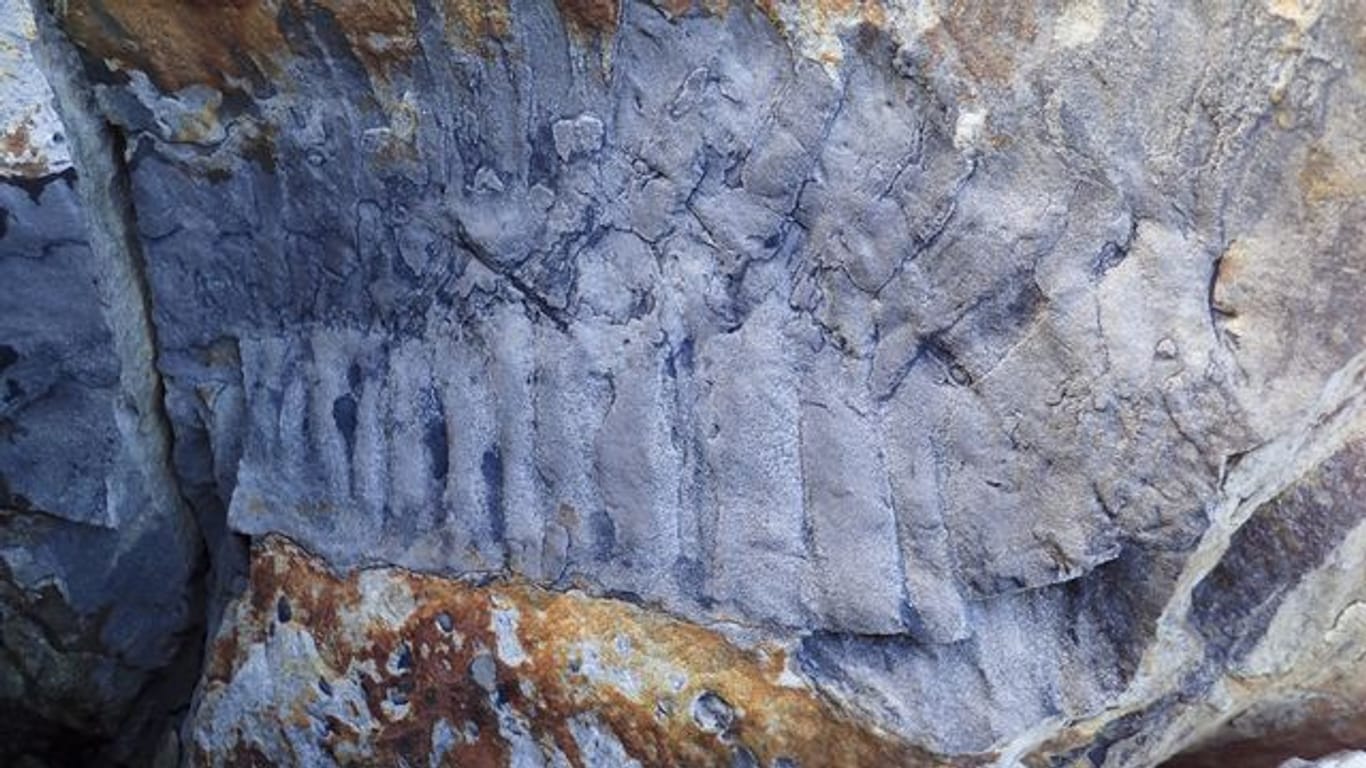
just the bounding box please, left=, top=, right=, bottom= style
left=192, top=534, right=951, bottom=767
left=0, top=0, right=1363, bottom=765
left=1, top=1, right=207, bottom=762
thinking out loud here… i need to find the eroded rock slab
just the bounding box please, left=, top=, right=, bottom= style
left=191, top=534, right=965, bottom=767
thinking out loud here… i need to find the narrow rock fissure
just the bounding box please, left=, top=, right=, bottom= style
left=25, top=3, right=230, bottom=762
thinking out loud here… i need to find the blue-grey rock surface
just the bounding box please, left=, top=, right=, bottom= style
left=1, top=0, right=1364, bottom=765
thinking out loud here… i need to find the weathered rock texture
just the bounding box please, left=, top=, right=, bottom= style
left=193, top=534, right=954, bottom=767
left=0, top=0, right=1364, bottom=765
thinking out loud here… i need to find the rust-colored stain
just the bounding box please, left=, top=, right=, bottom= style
left=1298, top=144, right=1366, bottom=205
left=1209, top=240, right=1249, bottom=324
left=193, top=534, right=975, bottom=767
left=57, top=0, right=617, bottom=90
left=556, top=0, right=620, bottom=36
left=49, top=0, right=1075, bottom=105
left=59, top=0, right=416, bottom=92
left=315, top=0, right=419, bottom=80
left=1, top=121, right=30, bottom=159
left=54, top=0, right=1048, bottom=99
left=442, top=0, right=512, bottom=51
left=1, top=122, right=40, bottom=177
left=56, top=0, right=940, bottom=94
left=61, top=0, right=287, bottom=93
left=939, top=2, right=1038, bottom=84
left=0, top=114, right=59, bottom=180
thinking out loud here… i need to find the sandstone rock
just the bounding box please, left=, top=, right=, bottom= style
left=190, top=534, right=952, bottom=767
left=0, top=0, right=1363, bottom=765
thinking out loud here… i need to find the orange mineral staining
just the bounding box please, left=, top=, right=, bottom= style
left=193, top=534, right=978, bottom=767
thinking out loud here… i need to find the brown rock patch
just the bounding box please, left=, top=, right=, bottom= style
left=192, top=534, right=983, bottom=767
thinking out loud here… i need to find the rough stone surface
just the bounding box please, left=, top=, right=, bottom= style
left=0, top=0, right=69, bottom=178
left=0, top=0, right=1363, bottom=765
left=191, top=534, right=955, bottom=767
left=1, top=1, right=206, bottom=764
left=1281, top=754, right=1366, bottom=768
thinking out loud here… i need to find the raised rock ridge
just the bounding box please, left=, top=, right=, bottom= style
left=1, top=0, right=1364, bottom=765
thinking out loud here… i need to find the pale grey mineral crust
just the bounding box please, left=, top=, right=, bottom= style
left=1, top=0, right=1364, bottom=765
